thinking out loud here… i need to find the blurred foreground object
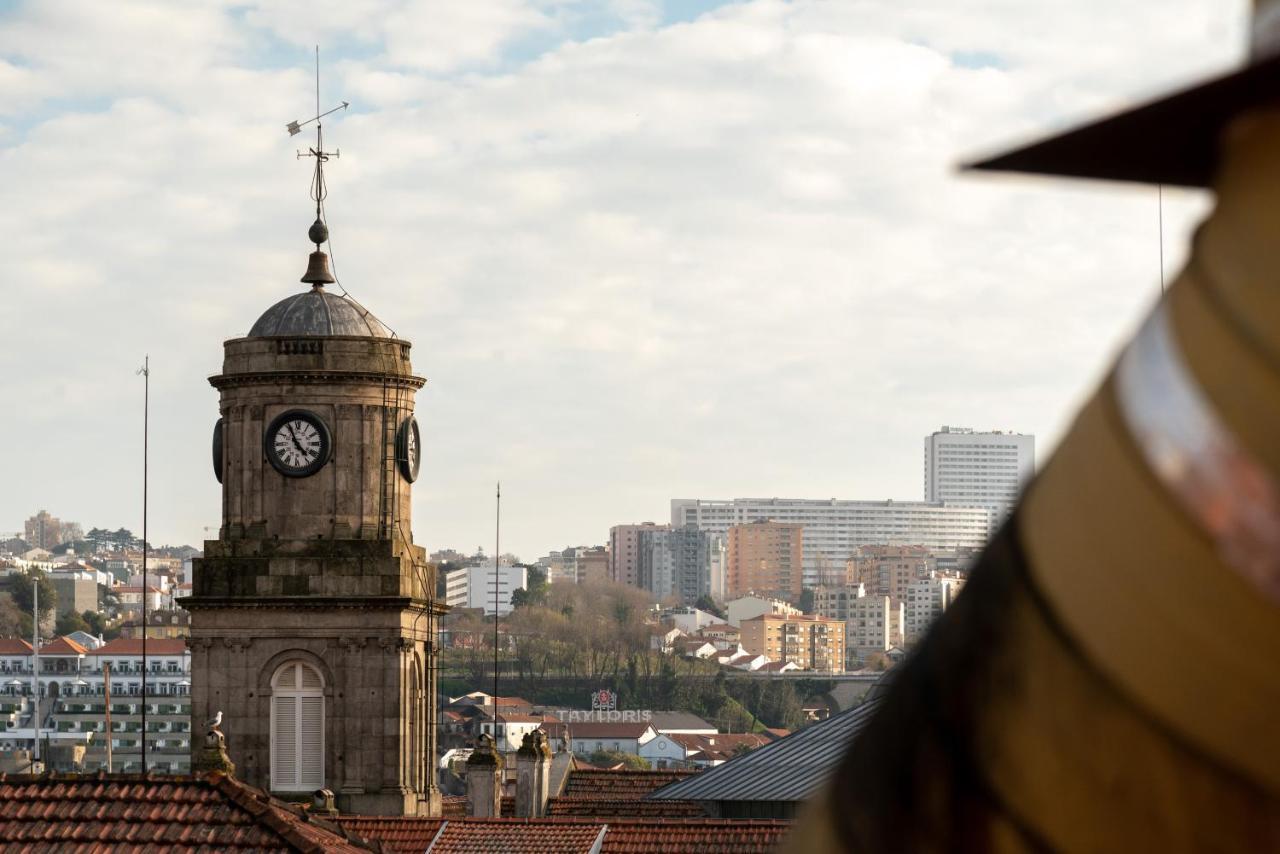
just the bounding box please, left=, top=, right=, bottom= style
left=793, top=2, right=1280, bottom=851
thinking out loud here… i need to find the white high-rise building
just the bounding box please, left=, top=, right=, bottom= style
left=671, top=498, right=990, bottom=587
left=445, top=563, right=528, bottom=615
left=923, top=427, right=1035, bottom=532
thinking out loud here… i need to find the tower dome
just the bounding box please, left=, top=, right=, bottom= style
left=247, top=287, right=394, bottom=338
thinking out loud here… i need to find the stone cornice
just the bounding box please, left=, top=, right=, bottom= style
left=209, top=370, right=426, bottom=391
left=180, top=595, right=446, bottom=614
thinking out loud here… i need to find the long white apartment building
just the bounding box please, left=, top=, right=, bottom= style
left=671, top=498, right=991, bottom=587
left=923, top=426, right=1035, bottom=532
left=445, top=563, right=528, bottom=616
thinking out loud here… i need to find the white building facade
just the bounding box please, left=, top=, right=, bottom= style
left=904, top=574, right=966, bottom=645
left=671, top=498, right=991, bottom=587
left=445, top=564, right=528, bottom=616
left=923, top=426, right=1035, bottom=532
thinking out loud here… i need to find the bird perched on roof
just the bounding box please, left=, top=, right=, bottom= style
left=204, top=710, right=223, bottom=731
left=791, top=2, right=1280, bottom=851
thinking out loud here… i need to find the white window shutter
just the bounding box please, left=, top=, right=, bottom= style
left=299, top=695, right=324, bottom=788
left=272, top=695, right=298, bottom=790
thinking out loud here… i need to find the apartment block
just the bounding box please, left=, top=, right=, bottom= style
left=609, top=523, right=666, bottom=587
left=904, top=573, right=966, bottom=644
left=846, top=544, right=936, bottom=602
left=445, top=563, right=528, bottom=616
left=673, top=498, right=990, bottom=587
left=739, top=614, right=846, bottom=673
left=923, top=426, right=1035, bottom=531
left=636, top=526, right=716, bottom=605
left=812, top=585, right=904, bottom=662
left=726, top=520, right=804, bottom=603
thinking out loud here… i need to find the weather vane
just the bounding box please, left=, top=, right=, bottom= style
left=286, top=47, right=349, bottom=285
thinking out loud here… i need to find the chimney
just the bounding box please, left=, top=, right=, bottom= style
left=312, top=788, right=338, bottom=817
left=466, top=734, right=504, bottom=818
left=192, top=727, right=236, bottom=777
left=515, top=730, right=553, bottom=818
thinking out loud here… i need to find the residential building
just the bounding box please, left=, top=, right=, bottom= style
left=445, top=564, right=529, bottom=616
left=846, top=545, right=936, bottom=602
left=637, top=525, right=715, bottom=605
left=739, top=614, right=846, bottom=673
left=813, top=585, right=904, bottom=662
left=724, top=595, right=800, bottom=628
left=923, top=426, right=1035, bottom=532
left=904, top=573, right=967, bottom=644
left=49, top=570, right=99, bottom=617
left=0, top=637, right=192, bottom=773
left=565, top=721, right=658, bottom=756
left=673, top=498, right=990, bottom=587
left=609, top=523, right=666, bottom=587
left=23, top=511, right=75, bottom=550
left=726, top=520, right=804, bottom=602
left=577, top=546, right=609, bottom=583
left=113, top=586, right=164, bottom=617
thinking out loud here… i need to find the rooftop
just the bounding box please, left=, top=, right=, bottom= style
left=248, top=288, right=393, bottom=339
left=0, top=772, right=370, bottom=852
left=332, top=817, right=791, bottom=854
left=651, top=698, right=882, bottom=804
left=561, top=769, right=697, bottom=800
left=90, top=638, right=189, bottom=656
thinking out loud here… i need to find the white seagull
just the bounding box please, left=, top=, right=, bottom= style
left=205, top=710, right=223, bottom=729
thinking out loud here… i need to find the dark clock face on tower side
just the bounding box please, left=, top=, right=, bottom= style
left=397, top=415, right=422, bottom=483
left=264, top=409, right=332, bottom=477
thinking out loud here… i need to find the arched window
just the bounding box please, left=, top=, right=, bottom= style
left=270, top=661, right=324, bottom=791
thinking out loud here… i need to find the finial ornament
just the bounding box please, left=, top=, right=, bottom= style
left=288, top=46, right=347, bottom=287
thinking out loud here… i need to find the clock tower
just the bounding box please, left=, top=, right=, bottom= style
left=184, top=140, right=443, bottom=814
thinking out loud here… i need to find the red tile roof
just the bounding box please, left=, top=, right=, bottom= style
left=561, top=722, right=654, bottom=739
left=598, top=819, right=793, bottom=853
left=429, top=819, right=606, bottom=853
left=0, top=639, right=33, bottom=655
left=547, top=797, right=708, bottom=818
left=335, top=816, right=791, bottom=854
left=36, top=636, right=88, bottom=656
left=0, top=772, right=371, bottom=852
left=561, top=769, right=698, bottom=800
left=330, top=816, right=445, bottom=852
left=90, top=638, right=189, bottom=656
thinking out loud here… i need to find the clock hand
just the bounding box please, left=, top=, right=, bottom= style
left=286, top=423, right=307, bottom=455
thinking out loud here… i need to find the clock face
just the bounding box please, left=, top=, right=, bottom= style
left=397, top=416, right=421, bottom=483
left=264, top=410, right=332, bottom=478
left=212, top=418, right=224, bottom=484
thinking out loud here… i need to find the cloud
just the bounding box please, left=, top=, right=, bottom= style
left=0, top=0, right=1240, bottom=558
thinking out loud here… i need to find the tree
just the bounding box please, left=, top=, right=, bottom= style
left=10, top=571, right=56, bottom=623
left=0, top=594, right=26, bottom=638
left=694, top=595, right=725, bottom=619
left=56, top=611, right=91, bottom=636
left=587, top=749, right=650, bottom=770
left=798, top=588, right=815, bottom=614
left=81, top=610, right=110, bottom=638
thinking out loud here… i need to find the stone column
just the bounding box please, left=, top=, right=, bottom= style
left=466, top=734, right=503, bottom=818
left=515, top=730, right=553, bottom=818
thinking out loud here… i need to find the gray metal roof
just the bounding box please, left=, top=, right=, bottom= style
left=248, top=287, right=393, bottom=338
left=648, top=698, right=881, bottom=803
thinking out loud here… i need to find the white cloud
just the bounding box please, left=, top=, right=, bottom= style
left=0, top=0, right=1240, bottom=557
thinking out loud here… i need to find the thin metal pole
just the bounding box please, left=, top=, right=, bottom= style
left=104, top=661, right=113, bottom=773
left=140, top=355, right=149, bottom=772
left=493, top=483, right=500, bottom=738
left=31, top=574, right=39, bottom=769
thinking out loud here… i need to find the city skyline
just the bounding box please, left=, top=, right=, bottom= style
left=2, top=1, right=1241, bottom=560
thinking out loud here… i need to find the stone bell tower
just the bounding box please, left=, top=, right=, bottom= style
left=183, top=116, right=443, bottom=815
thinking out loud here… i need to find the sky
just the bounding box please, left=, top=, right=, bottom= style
left=0, top=0, right=1247, bottom=560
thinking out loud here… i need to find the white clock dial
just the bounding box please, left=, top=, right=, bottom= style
left=407, top=425, right=418, bottom=470
left=264, top=410, right=331, bottom=478
left=273, top=418, right=322, bottom=469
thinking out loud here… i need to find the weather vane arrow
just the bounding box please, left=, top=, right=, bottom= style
left=286, top=101, right=349, bottom=138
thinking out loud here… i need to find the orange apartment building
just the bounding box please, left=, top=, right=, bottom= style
left=739, top=613, right=846, bottom=673
left=726, top=520, right=804, bottom=602
left=845, top=544, right=936, bottom=602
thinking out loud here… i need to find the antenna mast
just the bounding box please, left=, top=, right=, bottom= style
left=493, top=483, right=500, bottom=730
